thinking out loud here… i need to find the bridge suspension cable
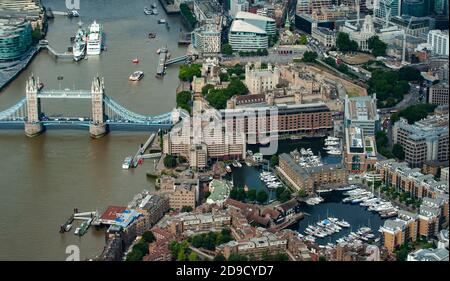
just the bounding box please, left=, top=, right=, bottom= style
left=0, top=98, right=27, bottom=121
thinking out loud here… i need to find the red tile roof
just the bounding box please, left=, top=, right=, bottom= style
left=100, top=206, right=127, bottom=220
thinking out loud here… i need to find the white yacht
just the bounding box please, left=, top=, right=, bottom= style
left=327, top=149, right=342, bottom=155
left=87, top=21, right=103, bottom=55
left=129, top=71, right=144, bottom=81
left=122, top=156, right=132, bottom=169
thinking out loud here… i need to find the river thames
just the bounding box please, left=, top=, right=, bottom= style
left=0, top=0, right=188, bottom=260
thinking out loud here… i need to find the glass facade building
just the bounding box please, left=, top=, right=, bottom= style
left=0, top=18, right=32, bottom=61
left=401, top=0, right=433, bottom=17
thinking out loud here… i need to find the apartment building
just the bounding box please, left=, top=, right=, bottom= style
left=380, top=218, right=414, bottom=252
left=191, top=24, right=222, bottom=55
left=407, top=248, right=449, bottom=261
left=216, top=232, right=287, bottom=259
left=278, top=153, right=347, bottom=192
left=167, top=211, right=231, bottom=236
left=375, top=159, right=449, bottom=199
left=428, top=82, right=449, bottom=106
left=222, top=102, right=333, bottom=139
left=427, top=29, right=449, bottom=56
left=393, top=115, right=449, bottom=168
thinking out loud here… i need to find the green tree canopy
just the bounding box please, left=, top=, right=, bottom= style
left=256, top=190, right=268, bottom=204
left=336, top=32, right=358, bottom=52
left=270, top=154, right=279, bottom=167
left=179, top=64, right=201, bottom=82
left=163, top=155, right=177, bottom=168
left=368, top=36, right=387, bottom=57
left=392, top=144, right=405, bottom=160
left=176, top=91, right=192, bottom=113
left=142, top=231, right=155, bottom=243
left=221, top=43, right=233, bottom=55
left=301, top=51, right=318, bottom=63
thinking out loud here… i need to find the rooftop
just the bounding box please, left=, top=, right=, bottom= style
left=344, top=95, right=379, bottom=122
left=230, top=20, right=266, bottom=34
left=408, top=248, right=449, bottom=261
left=235, top=11, right=275, bottom=23
left=206, top=179, right=231, bottom=204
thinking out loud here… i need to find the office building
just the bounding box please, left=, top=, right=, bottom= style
left=230, top=0, right=248, bottom=18
left=228, top=20, right=268, bottom=52
left=392, top=115, right=449, bottom=168
left=427, top=30, right=449, bottom=56
left=311, top=27, right=336, bottom=47
left=0, top=18, right=32, bottom=61
left=401, top=0, right=434, bottom=17
left=374, top=0, right=402, bottom=19
left=428, top=82, right=449, bottom=105
left=344, top=95, right=380, bottom=136
left=234, top=11, right=276, bottom=35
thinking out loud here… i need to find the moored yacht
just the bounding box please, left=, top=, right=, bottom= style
left=87, top=21, right=103, bottom=55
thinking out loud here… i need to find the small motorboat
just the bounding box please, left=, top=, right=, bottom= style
left=37, top=82, right=44, bottom=90
left=148, top=32, right=156, bottom=39
left=156, top=48, right=161, bottom=54
left=129, top=71, right=144, bottom=81
left=144, top=7, right=153, bottom=15
left=132, top=58, right=139, bottom=64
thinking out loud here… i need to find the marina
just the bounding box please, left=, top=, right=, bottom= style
left=291, top=190, right=386, bottom=245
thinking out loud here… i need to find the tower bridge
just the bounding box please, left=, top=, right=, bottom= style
left=0, top=75, right=188, bottom=138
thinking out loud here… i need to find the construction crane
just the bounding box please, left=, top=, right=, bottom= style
left=402, top=16, right=414, bottom=65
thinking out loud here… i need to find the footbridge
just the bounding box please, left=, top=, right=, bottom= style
left=0, top=75, right=189, bottom=137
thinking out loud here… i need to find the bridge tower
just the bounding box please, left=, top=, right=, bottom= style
left=24, top=75, right=43, bottom=137
left=89, top=76, right=108, bottom=138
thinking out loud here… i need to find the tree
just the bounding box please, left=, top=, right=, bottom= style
left=181, top=206, right=193, bottom=212
left=392, top=144, right=405, bottom=160
left=279, top=189, right=292, bottom=203
left=398, top=66, right=422, bottom=82
left=180, top=3, right=197, bottom=28
left=213, top=254, right=226, bottom=261
left=221, top=43, right=233, bottom=55
left=177, top=249, right=186, bottom=261
left=301, top=51, right=318, bottom=63
left=319, top=255, right=327, bottom=261
left=226, top=77, right=248, bottom=96
left=228, top=253, right=248, bottom=261
left=132, top=241, right=149, bottom=256
left=163, top=155, right=177, bottom=168
left=201, top=84, right=215, bottom=96
left=142, top=231, right=155, bottom=243
left=176, top=91, right=192, bottom=113
left=219, top=72, right=229, bottom=82
left=179, top=64, right=201, bottom=82
left=188, top=252, right=199, bottom=261
left=298, top=188, right=308, bottom=198
left=368, top=36, right=387, bottom=57
left=31, top=24, right=42, bottom=43
left=125, top=249, right=144, bottom=261
left=393, top=104, right=437, bottom=124
left=256, top=190, right=268, bottom=204
left=299, top=34, right=308, bottom=45
left=336, top=32, right=358, bottom=52
left=192, top=235, right=203, bottom=248
left=270, top=154, right=279, bottom=167
left=247, top=189, right=257, bottom=202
